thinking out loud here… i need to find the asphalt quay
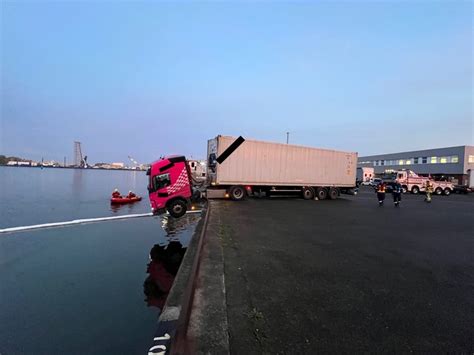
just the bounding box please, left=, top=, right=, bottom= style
left=189, top=187, right=474, bottom=353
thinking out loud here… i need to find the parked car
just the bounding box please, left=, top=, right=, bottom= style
left=384, top=181, right=398, bottom=193
left=453, top=185, right=471, bottom=194
left=370, top=178, right=382, bottom=189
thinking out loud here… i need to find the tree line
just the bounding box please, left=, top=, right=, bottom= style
left=0, top=155, right=30, bottom=165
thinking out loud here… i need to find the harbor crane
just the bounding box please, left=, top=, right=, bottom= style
left=128, top=155, right=141, bottom=169
left=74, top=141, right=89, bottom=168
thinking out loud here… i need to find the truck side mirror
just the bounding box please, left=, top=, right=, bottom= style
left=208, top=153, right=217, bottom=168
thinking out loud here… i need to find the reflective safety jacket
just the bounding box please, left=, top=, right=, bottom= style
left=377, top=183, right=386, bottom=193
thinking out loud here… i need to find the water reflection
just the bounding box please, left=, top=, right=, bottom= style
left=161, top=214, right=202, bottom=238
left=143, top=241, right=186, bottom=309
left=143, top=213, right=201, bottom=311
left=72, top=169, right=84, bottom=199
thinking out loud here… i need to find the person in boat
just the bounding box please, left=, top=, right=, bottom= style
left=127, top=191, right=137, bottom=198
left=112, top=188, right=122, bottom=198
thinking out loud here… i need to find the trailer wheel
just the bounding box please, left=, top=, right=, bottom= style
left=435, top=187, right=443, bottom=195
left=316, top=187, right=327, bottom=200
left=229, top=186, right=246, bottom=201
left=167, top=199, right=187, bottom=218
left=302, top=187, right=315, bottom=200
left=411, top=186, right=420, bottom=194
left=443, top=188, right=451, bottom=196
left=328, top=187, right=338, bottom=200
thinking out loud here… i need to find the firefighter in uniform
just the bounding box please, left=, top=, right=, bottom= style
left=376, top=181, right=386, bottom=206
left=112, top=188, right=122, bottom=198
left=392, top=182, right=402, bottom=207
left=425, top=181, right=433, bottom=203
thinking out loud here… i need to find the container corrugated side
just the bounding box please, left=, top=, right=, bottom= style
left=215, top=136, right=357, bottom=187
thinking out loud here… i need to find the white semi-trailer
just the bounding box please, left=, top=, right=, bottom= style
left=206, top=136, right=358, bottom=200
left=356, top=167, right=374, bottom=185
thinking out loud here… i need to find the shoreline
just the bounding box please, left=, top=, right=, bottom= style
left=0, top=165, right=146, bottom=172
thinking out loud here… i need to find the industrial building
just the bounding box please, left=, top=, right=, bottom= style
left=358, top=145, right=474, bottom=185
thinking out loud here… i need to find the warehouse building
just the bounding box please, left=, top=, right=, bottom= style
left=358, top=145, right=474, bottom=185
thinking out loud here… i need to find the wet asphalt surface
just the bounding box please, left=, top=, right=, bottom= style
left=213, top=187, right=474, bottom=353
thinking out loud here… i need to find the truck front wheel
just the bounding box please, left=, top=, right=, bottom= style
left=411, top=186, right=420, bottom=194
left=167, top=199, right=187, bottom=218
left=229, top=186, right=246, bottom=201
left=402, top=185, right=408, bottom=193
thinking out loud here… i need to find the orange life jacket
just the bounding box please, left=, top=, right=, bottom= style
left=377, top=184, right=386, bottom=193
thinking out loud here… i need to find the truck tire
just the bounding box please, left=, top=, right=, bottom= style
left=402, top=185, right=408, bottom=193
left=167, top=199, right=187, bottom=218
left=411, top=186, right=420, bottom=194
left=302, top=187, right=315, bottom=200
left=328, top=187, right=338, bottom=200
left=444, top=188, right=451, bottom=196
left=316, top=187, right=327, bottom=200
left=435, top=187, right=443, bottom=195
left=229, top=186, right=246, bottom=201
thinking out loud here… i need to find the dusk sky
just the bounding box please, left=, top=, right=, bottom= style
left=1, top=1, right=472, bottom=164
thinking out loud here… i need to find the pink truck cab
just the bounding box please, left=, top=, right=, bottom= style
left=147, top=156, right=193, bottom=217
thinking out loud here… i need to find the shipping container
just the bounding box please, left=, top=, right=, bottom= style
left=207, top=136, right=357, bottom=200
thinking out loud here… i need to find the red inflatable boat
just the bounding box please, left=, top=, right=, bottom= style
left=110, top=196, right=142, bottom=205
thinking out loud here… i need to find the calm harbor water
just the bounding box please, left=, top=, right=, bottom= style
left=0, top=167, right=200, bottom=354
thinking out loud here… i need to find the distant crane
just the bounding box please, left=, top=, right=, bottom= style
left=128, top=155, right=143, bottom=170
left=74, top=141, right=88, bottom=168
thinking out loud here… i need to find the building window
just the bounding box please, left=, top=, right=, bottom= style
left=469, top=155, right=474, bottom=163
left=381, top=160, right=384, bottom=166
left=430, top=157, right=437, bottom=164
left=399, top=159, right=404, bottom=165
left=422, top=157, right=427, bottom=164
left=450, top=156, right=459, bottom=163
left=405, top=159, right=412, bottom=165
left=440, top=157, right=448, bottom=164
left=414, top=157, right=419, bottom=164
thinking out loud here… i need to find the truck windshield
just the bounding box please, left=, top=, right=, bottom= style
left=151, top=173, right=171, bottom=192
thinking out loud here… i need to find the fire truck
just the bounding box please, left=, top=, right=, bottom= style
left=395, top=170, right=454, bottom=195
